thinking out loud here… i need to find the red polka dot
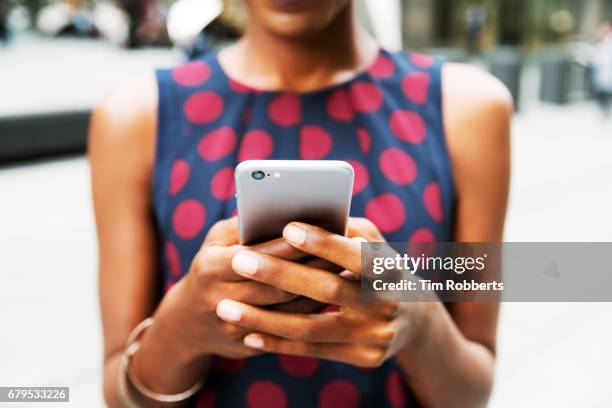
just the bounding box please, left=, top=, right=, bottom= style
left=246, top=381, right=288, bottom=408
left=402, top=72, right=430, bottom=105
left=268, top=94, right=301, bottom=127
left=386, top=371, right=408, bottom=408
left=239, top=130, right=274, bottom=161
left=347, top=160, right=369, bottom=195
left=423, top=182, right=443, bottom=222
left=368, top=53, right=395, bottom=79
left=196, top=388, right=216, bottom=408
left=211, top=356, right=247, bottom=374
left=165, top=241, right=181, bottom=278
left=356, top=127, right=371, bottom=154
left=326, top=89, right=354, bottom=122
left=198, top=126, right=237, bottom=161
left=321, top=304, right=340, bottom=313
left=299, top=125, right=332, bottom=159
left=389, top=110, right=426, bottom=144
left=172, top=199, right=206, bottom=239
left=184, top=91, right=223, bottom=124
left=349, top=82, right=383, bottom=113
left=409, top=228, right=437, bottom=258
left=229, top=78, right=253, bottom=93
left=365, top=193, right=406, bottom=233
left=278, top=355, right=319, bottom=378
left=410, top=53, right=434, bottom=69
left=211, top=167, right=235, bottom=201
left=319, top=380, right=360, bottom=408
left=168, top=160, right=191, bottom=195
left=379, top=148, right=417, bottom=185
left=172, top=61, right=211, bottom=86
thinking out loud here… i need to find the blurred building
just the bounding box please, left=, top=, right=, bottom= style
left=401, top=0, right=612, bottom=50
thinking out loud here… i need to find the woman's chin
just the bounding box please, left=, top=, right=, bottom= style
left=269, top=0, right=322, bottom=11
left=249, top=0, right=350, bottom=39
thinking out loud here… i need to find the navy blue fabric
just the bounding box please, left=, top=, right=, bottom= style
left=153, top=48, right=455, bottom=408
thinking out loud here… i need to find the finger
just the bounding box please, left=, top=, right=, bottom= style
left=283, top=222, right=362, bottom=274
left=213, top=326, right=263, bottom=357
left=226, top=281, right=298, bottom=306
left=251, top=238, right=309, bottom=262
left=216, top=299, right=347, bottom=343
left=346, top=217, right=385, bottom=242
left=242, top=334, right=386, bottom=368
left=231, top=251, right=361, bottom=307
left=339, top=270, right=360, bottom=280
left=304, top=256, right=343, bottom=273
left=197, top=240, right=322, bottom=283
left=253, top=240, right=342, bottom=274
left=270, top=297, right=328, bottom=314
left=194, top=245, right=245, bottom=282
left=203, top=219, right=320, bottom=262
left=203, top=217, right=240, bottom=246
left=200, top=216, right=309, bottom=259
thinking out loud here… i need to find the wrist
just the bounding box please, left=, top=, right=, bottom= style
left=397, top=302, right=438, bottom=361
left=153, top=279, right=211, bottom=365
left=130, top=281, right=210, bottom=396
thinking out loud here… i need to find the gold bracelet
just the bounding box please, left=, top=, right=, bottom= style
left=118, top=317, right=204, bottom=405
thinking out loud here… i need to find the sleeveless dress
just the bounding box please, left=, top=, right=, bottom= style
left=153, top=47, right=455, bottom=408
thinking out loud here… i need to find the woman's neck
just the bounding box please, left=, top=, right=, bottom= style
left=219, top=7, right=378, bottom=92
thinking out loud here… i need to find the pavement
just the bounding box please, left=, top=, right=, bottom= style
left=490, top=104, right=612, bottom=408
left=1, top=35, right=612, bottom=407
left=0, top=34, right=181, bottom=116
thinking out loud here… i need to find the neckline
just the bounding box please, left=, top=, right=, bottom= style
left=214, top=46, right=385, bottom=96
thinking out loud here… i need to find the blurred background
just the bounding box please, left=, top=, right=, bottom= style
left=1, top=0, right=611, bottom=406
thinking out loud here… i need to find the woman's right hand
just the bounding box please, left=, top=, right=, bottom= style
left=154, top=217, right=304, bottom=361
left=130, top=216, right=340, bottom=399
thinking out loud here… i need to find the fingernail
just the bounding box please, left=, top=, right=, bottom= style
left=284, top=224, right=307, bottom=245
left=339, top=270, right=359, bottom=280
left=216, top=299, right=243, bottom=322
left=232, top=252, right=258, bottom=276
left=244, top=334, right=265, bottom=349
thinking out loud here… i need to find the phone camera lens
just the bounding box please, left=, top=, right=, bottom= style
left=251, top=170, right=265, bottom=180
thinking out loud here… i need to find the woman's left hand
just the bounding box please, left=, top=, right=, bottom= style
left=215, top=218, right=429, bottom=367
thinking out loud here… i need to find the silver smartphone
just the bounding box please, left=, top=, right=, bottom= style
left=235, top=160, right=354, bottom=244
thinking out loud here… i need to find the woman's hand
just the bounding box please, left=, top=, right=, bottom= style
left=214, top=218, right=430, bottom=367
left=130, top=216, right=342, bottom=398
left=154, top=217, right=314, bottom=362
left=148, top=217, right=341, bottom=363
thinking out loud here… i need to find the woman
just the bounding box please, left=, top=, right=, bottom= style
left=90, top=0, right=511, bottom=406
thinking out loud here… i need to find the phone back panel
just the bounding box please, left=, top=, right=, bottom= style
left=235, top=160, right=354, bottom=244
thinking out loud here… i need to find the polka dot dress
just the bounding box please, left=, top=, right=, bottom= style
left=154, top=48, right=455, bottom=407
